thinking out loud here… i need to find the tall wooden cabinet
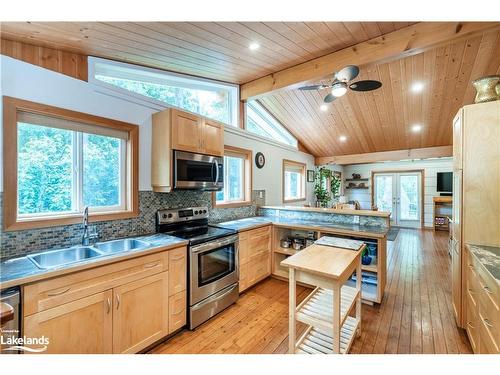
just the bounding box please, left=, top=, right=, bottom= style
left=152, top=108, right=224, bottom=192
left=451, top=101, right=500, bottom=329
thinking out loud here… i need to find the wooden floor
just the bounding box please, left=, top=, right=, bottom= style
left=150, top=228, right=472, bottom=354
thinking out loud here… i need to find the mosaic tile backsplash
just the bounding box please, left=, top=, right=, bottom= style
left=258, top=207, right=388, bottom=227
left=0, top=190, right=263, bottom=260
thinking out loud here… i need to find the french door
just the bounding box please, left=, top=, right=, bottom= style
left=373, top=171, right=422, bottom=228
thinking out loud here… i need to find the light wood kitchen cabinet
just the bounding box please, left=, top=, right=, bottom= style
left=112, top=272, right=169, bottom=354
left=239, top=225, right=272, bottom=293
left=451, top=101, right=500, bottom=328
left=24, top=290, right=113, bottom=354
left=23, top=246, right=187, bottom=354
left=465, top=246, right=499, bottom=354
left=151, top=108, right=224, bottom=192
left=451, top=239, right=462, bottom=323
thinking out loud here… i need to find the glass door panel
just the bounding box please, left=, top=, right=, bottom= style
left=398, top=174, right=421, bottom=227
left=374, top=174, right=395, bottom=224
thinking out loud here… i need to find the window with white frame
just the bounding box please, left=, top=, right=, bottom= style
left=215, top=146, right=252, bottom=206
left=246, top=100, right=298, bottom=148
left=283, top=160, right=306, bottom=203
left=89, top=57, right=239, bottom=127
left=16, top=112, right=127, bottom=218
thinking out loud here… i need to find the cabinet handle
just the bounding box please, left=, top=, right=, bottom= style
left=116, top=294, right=120, bottom=310
left=47, top=287, right=70, bottom=296
left=170, top=255, right=184, bottom=261
left=106, top=298, right=111, bottom=314
left=468, top=288, right=474, bottom=294
left=467, top=322, right=475, bottom=329
left=144, top=261, right=160, bottom=269
left=483, top=286, right=493, bottom=294
left=483, top=318, right=493, bottom=328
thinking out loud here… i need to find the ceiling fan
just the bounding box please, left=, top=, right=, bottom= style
left=298, top=65, right=382, bottom=103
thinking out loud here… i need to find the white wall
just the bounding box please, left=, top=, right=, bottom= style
left=341, top=158, right=453, bottom=227
left=0, top=56, right=314, bottom=205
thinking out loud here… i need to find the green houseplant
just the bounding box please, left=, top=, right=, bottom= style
left=314, top=167, right=341, bottom=207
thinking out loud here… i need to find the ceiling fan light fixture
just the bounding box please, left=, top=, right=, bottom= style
left=331, top=82, right=348, bottom=97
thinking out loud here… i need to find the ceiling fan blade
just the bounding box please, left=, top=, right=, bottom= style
left=349, top=80, right=382, bottom=92
left=323, top=93, right=337, bottom=103
left=298, top=84, right=329, bottom=91
left=335, top=65, right=360, bottom=82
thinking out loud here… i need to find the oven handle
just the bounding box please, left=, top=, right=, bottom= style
left=213, top=159, right=219, bottom=186
left=191, top=284, right=238, bottom=311
left=190, top=235, right=239, bottom=254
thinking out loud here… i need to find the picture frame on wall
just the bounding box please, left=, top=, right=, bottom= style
left=307, top=170, right=315, bottom=182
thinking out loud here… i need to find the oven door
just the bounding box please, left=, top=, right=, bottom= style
left=174, top=150, right=223, bottom=191
left=189, top=235, right=239, bottom=305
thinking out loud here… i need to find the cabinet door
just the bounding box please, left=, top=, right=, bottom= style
left=451, top=170, right=462, bottom=242
left=24, top=290, right=112, bottom=354
left=202, top=119, right=224, bottom=156
left=452, top=109, right=462, bottom=170
left=168, top=247, right=187, bottom=296
left=113, top=272, right=169, bottom=354
left=171, top=109, right=202, bottom=153
left=452, top=240, right=462, bottom=325
left=247, top=226, right=271, bottom=258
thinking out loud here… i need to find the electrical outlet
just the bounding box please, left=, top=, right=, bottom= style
left=353, top=215, right=360, bottom=224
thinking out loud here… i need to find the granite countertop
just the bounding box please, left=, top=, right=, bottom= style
left=467, top=243, right=500, bottom=282
left=0, top=233, right=188, bottom=289
left=215, top=216, right=389, bottom=238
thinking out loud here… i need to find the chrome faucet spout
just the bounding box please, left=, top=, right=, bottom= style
left=82, top=206, right=97, bottom=246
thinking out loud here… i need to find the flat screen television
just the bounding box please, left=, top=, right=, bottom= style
left=437, top=172, right=453, bottom=194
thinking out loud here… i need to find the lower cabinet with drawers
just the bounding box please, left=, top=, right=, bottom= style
left=239, top=225, right=272, bottom=293
left=23, top=246, right=187, bottom=354
left=465, top=245, right=499, bottom=354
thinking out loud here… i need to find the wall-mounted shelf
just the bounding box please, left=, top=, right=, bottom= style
left=345, top=186, right=369, bottom=190
left=345, top=178, right=369, bottom=182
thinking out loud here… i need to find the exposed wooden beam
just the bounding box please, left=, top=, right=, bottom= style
left=315, top=146, right=453, bottom=166
left=241, top=22, right=500, bottom=100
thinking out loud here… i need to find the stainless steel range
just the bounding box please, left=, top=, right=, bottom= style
left=156, top=207, right=239, bottom=329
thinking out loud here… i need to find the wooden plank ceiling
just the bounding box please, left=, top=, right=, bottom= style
left=1, top=22, right=499, bottom=157
left=0, top=22, right=413, bottom=84
left=260, top=29, right=500, bottom=156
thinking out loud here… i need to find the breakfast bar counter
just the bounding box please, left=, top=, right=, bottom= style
left=281, top=242, right=364, bottom=354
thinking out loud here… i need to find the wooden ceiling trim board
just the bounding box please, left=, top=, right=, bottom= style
left=216, top=22, right=305, bottom=62
left=240, top=22, right=500, bottom=100
left=92, top=22, right=260, bottom=77
left=71, top=22, right=254, bottom=78
left=315, top=146, right=453, bottom=166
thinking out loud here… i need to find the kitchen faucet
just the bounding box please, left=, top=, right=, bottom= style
left=82, top=206, right=98, bottom=246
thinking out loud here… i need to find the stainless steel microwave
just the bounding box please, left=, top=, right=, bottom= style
left=173, top=150, right=223, bottom=191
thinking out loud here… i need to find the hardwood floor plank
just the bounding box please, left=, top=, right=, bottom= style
left=150, top=229, right=472, bottom=354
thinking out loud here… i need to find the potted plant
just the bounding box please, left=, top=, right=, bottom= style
left=314, top=166, right=341, bottom=208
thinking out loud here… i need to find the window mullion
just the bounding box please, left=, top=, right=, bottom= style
left=77, top=132, right=84, bottom=212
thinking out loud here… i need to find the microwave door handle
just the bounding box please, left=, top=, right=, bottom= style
left=213, top=159, right=219, bottom=186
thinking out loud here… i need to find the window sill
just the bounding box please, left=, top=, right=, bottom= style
left=213, top=201, right=253, bottom=209
left=283, top=198, right=306, bottom=204
left=4, top=209, right=140, bottom=232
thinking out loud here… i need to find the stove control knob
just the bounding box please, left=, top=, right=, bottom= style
left=194, top=210, right=199, bottom=215
left=203, top=210, right=207, bottom=214
left=167, top=213, right=173, bottom=218
left=162, top=214, right=167, bottom=219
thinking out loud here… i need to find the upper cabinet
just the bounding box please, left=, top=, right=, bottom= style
left=152, top=108, right=224, bottom=192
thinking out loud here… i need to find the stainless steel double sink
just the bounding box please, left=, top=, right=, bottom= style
left=27, top=239, right=151, bottom=270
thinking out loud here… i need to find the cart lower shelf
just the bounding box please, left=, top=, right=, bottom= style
left=296, top=316, right=359, bottom=354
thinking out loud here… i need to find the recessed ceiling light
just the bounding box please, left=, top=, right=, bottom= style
left=339, top=135, right=347, bottom=142
left=412, top=124, right=423, bottom=132
left=320, top=104, right=328, bottom=111
left=411, top=81, right=424, bottom=93
left=249, top=42, right=260, bottom=51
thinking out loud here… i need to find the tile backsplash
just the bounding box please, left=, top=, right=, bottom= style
left=0, top=190, right=265, bottom=260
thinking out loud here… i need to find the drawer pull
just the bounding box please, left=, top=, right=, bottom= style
left=468, top=288, right=474, bottom=294
left=47, top=287, right=71, bottom=296
left=483, top=286, right=493, bottom=294
left=116, top=294, right=120, bottom=310
left=467, top=322, right=475, bottom=329
left=144, top=261, right=161, bottom=269
left=106, top=298, right=111, bottom=314
left=172, top=306, right=185, bottom=315
left=170, top=255, right=184, bottom=261
left=483, top=318, right=493, bottom=328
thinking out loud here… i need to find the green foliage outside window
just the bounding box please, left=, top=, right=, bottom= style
left=314, top=167, right=341, bottom=207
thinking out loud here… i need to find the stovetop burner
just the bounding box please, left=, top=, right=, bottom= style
left=156, top=206, right=237, bottom=245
